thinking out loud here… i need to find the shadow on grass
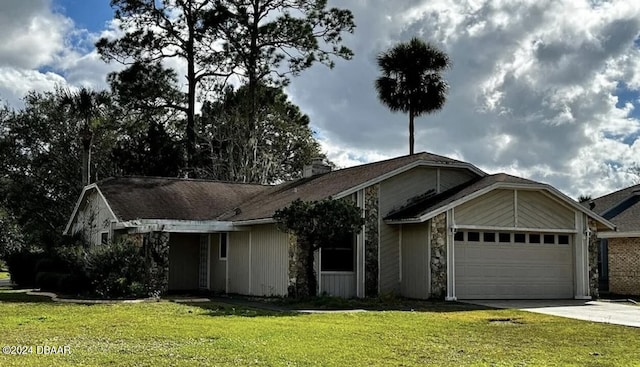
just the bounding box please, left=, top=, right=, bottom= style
left=0, top=289, right=53, bottom=303
left=181, top=301, right=300, bottom=318
left=190, top=294, right=496, bottom=314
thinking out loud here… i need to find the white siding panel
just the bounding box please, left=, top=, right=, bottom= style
left=71, top=190, right=116, bottom=246
left=379, top=167, right=434, bottom=294
left=518, top=191, right=575, bottom=229
left=400, top=223, right=430, bottom=299
left=456, top=189, right=515, bottom=227
left=228, top=232, right=250, bottom=294
left=321, top=273, right=356, bottom=298
left=250, top=224, right=289, bottom=296
left=378, top=166, right=476, bottom=294
left=440, top=169, right=476, bottom=191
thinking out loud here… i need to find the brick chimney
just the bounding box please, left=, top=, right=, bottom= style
left=303, top=157, right=332, bottom=178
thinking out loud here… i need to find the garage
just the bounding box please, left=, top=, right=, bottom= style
left=454, top=230, right=574, bottom=299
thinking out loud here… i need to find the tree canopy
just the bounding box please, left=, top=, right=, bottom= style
left=375, top=38, right=450, bottom=154
left=197, top=84, right=322, bottom=183
left=98, top=0, right=354, bottom=175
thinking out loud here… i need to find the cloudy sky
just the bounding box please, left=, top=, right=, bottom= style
left=1, top=0, right=640, bottom=199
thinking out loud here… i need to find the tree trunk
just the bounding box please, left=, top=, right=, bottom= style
left=185, top=4, right=197, bottom=177
left=81, top=124, right=93, bottom=186
left=409, top=107, right=415, bottom=155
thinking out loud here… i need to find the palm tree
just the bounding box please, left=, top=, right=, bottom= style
left=375, top=38, right=450, bottom=155
left=61, top=88, right=110, bottom=186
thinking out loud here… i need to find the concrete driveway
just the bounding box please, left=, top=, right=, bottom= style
left=467, top=300, right=640, bottom=328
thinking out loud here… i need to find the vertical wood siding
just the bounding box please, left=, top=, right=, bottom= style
left=71, top=190, right=115, bottom=246
left=228, top=231, right=250, bottom=294
left=208, top=233, right=226, bottom=293
left=250, top=224, right=289, bottom=296
left=379, top=167, right=475, bottom=294
left=456, top=189, right=515, bottom=227
left=440, top=169, right=476, bottom=191
left=517, top=191, right=575, bottom=229
left=400, top=223, right=430, bottom=299
left=320, top=273, right=356, bottom=298
left=168, top=233, right=200, bottom=291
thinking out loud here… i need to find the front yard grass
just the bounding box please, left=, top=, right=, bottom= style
left=1, top=290, right=639, bottom=366
left=0, top=271, right=9, bottom=280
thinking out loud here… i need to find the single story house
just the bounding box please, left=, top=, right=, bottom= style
left=65, top=152, right=614, bottom=300
left=589, top=185, right=640, bottom=296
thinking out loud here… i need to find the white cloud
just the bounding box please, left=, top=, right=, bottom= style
left=287, top=0, right=640, bottom=198
left=2, top=0, right=640, bottom=200
left=0, top=1, right=114, bottom=106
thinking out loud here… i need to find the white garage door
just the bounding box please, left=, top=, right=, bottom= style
left=455, top=231, right=574, bottom=299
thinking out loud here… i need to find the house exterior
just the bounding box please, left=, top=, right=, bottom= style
left=589, top=185, right=640, bottom=296
left=64, top=152, right=614, bottom=300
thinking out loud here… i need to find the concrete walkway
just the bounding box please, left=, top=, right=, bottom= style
left=467, top=300, right=640, bottom=328
left=0, top=279, right=11, bottom=287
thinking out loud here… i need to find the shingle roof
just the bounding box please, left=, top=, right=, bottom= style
left=590, top=184, right=640, bottom=232
left=97, top=177, right=268, bottom=221
left=384, top=173, right=542, bottom=221
left=220, top=152, right=483, bottom=221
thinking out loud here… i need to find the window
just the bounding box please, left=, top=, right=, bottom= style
left=558, top=235, right=570, bottom=245
left=467, top=232, right=480, bottom=241
left=454, top=231, right=464, bottom=241
left=498, top=233, right=511, bottom=243
left=529, top=234, right=541, bottom=244
left=321, top=232, right=354, bottom=272
left=100, top=231, right=109, bottom=245
left=483, top=232, right=496, bottom=242
left=514, top=233, right=526, bottom=243
left=543, top=234, right=555, bottom=244
left=219, top=233, right=228, bottom=260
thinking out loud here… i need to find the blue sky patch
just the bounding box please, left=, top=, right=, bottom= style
left=53, top=0, right=114, bottom=33
left=614, top=81, right=640, bottom=118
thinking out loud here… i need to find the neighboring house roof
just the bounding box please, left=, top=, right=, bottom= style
left=590, top=184, right=640, bottom=234
left=219, top=152, right=485, bottom=222
left=384, top=173, right=615, bottom=229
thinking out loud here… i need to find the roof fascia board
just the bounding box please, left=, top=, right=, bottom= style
left=232, top=218, right=276, bottom=226
left=63, top=184, right=97, bottom=235
left=116, top=219, right=243, bottom=233
left=335, top=161, right=486, bottom=200
left=596, top=231, right=640, bottom=238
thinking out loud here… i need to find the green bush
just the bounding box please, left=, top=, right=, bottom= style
left=84, top=240, right=148, bottom=298
left=5, top=248, right=46, bottom=287
left=35, top=271, right=67, bottom=291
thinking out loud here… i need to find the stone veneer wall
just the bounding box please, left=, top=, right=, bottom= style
left=430, top=213, right=447, bottom=299
left=608, top=237, right=640, bottom=296
left=588, top=221, right=599, bottom=298
left=364, top=185, right=379, bottom=297
left=287, top=233, right=298, bottom=297
left=147, top=232, right=170, bottom=294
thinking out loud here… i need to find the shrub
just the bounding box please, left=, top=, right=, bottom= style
left=5, top=248, right=46, bottom=287
left=84, top=239, right=148, bottom=298
left=35, top=272, right=66, bottom=291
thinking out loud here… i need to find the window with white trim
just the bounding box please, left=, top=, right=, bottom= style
left=100, top=231, right=109, bottom=245
left=219, top=233, right=228, bottom=260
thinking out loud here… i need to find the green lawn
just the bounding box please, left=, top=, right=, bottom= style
left=0, top=291, right=639, bottom=366
left=0, top=272, right=9, bottom=280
